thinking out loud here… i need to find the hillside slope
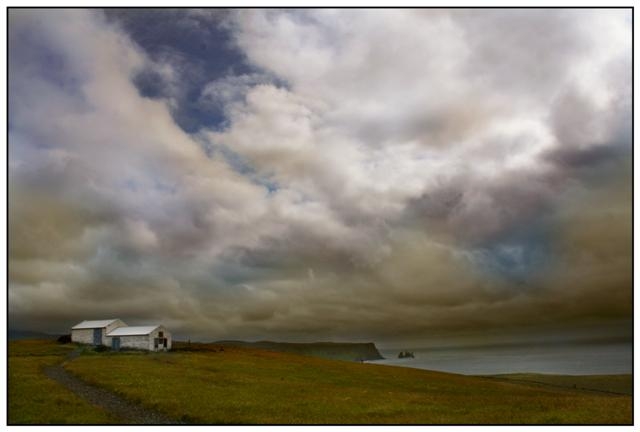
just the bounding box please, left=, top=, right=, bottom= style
left=61, top=341, right=630, bottom=424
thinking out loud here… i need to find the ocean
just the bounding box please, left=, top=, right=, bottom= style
left=372, top=341, right=632, bottom=375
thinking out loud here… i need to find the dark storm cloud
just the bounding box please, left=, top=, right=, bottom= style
left=8, top=9, right=631, bottom=345
left=103, top=9, right=258, bottom=132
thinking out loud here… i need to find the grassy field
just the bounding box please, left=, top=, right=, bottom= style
left=9, top=340, right=632, bottom=424
left=8, top=340, right=116, bottom=424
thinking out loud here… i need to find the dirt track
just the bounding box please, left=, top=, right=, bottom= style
left=44, top=353, right=183, bottom=424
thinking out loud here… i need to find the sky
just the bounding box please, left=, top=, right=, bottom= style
left=8, top=9, right=632, bottom=346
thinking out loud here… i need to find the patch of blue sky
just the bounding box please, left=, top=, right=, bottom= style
left=461, top=225, right=552, bottom=286
left=104, top=9, right=262, bottom=133
left=208, top=141, right=280, bottom=195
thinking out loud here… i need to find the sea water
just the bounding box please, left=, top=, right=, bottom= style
left=372, top=342, right=632, bottom=375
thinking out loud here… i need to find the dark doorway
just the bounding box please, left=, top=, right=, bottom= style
left=93, top=328, right=101, bottom=345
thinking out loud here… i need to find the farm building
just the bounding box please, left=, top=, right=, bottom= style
left=105, top=325, right=171, bottom=351
left=71, top=319, right=172, bottom=351
left=71, top=319, right=126, bottom=346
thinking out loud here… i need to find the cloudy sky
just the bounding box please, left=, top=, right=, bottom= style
left=8, top=9, right=632, bottom=346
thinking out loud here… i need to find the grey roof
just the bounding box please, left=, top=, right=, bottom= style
left=72, top=319, right=122, bottom=330
left=107, top=325, right=161, bottom=336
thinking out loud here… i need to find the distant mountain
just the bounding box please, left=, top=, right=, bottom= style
left=214, top=340, right=384, bottom=362
left=8, top=329, right=58, bottom=340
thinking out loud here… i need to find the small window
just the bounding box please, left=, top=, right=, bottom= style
left=159, top=331, right=164, bottom=337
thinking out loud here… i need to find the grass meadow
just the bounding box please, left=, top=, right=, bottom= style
left=8, top=340, right=632, bottom=424
left=8, top=340, right=116, bottom=424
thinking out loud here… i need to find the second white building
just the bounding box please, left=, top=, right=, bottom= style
left=105, top=325, right=171, bottom=351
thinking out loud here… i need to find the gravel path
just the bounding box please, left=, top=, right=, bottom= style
left=44, top=353, right=183, bottom=424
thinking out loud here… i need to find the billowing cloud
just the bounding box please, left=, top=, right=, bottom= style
left=8, top=9, right=631, bottom=344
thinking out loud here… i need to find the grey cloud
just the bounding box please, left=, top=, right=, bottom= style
left=456, top=9, right=588, bottom=97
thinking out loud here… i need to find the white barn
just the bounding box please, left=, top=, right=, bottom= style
left=70, top=319, right=172, bottom=351
left=105, top=325, right=171, bottom=351
left=71, top=319, right=126, bottom=346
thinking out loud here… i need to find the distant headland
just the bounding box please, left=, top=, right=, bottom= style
left=213, top=340, right=384, bottom=362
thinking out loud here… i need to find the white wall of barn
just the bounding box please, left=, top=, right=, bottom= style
left=71, top=320, right=127, bottom=346
left=104, top=326, right=173, bottom=351
left=104, top=320, right=126, bottom=339
left=105, top=334, right=152, bottom=350
left=151, top=326, right=172, bottom=350
left=71, top=328, right=94, bottom=344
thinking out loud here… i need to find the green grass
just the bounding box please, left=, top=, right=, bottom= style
left=9, top=338, right=77, bottom=357
left=61, top=342, right=631, bottom=424
left=8, top=340, right=117, bottom=424
left=486, top=373, right=632, bottom=395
